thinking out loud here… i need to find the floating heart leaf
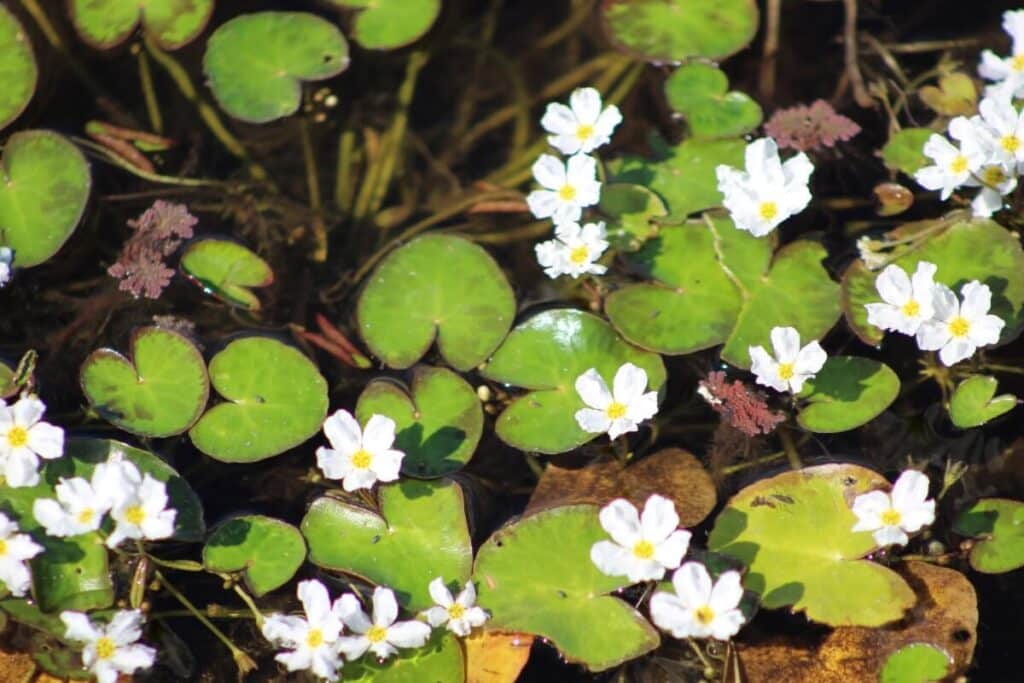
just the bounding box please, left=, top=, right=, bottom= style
left=204, top=12, right=350, bottom=123
left=0, top=6, right=36, bottom=130
left=357, top=235, right=515, bottom=371
left=328, top=0, right=440, bottom=50
left=302, top=479, right=472, bottom=611
left=708, top=464, right=916, bottom=626
left=881, top=128, right=933, bottom=176
left=180, top=237, right=273, bottom=311
left=190, top=337, right=328, bottom=463
left=356, top=366, right=482, bottom=478
left=0, top=131, right=90, bottom=268
left=881, top=644, right=952, bottom=683
left=797, top=357, right=900, bottom=433
left=664, top=62, right=762, bottom=139
left=842, top=218, right=1024, bottom=345
left=918, top=73, right=976, bottom=117
left=480, top=309, right=666, bottom=454
left=202, top=515, right=306, bottom=596
left=953, top=498, right=1024, bottom=573
left=80, top=326, right=209, bottom=438
left=598, top=183, right=668, bottom=251
left=601, top=0, right=759, bottom=62
left=949, top=375, right=1017, bottom=429
left=474, top=505, right=659, bottom=671
left=343, top=631, right=464, bottom=683
left=69, top=0, right=214, bottom=50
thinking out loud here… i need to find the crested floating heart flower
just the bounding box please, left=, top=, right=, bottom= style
left=422, top=577, right=489, bottom=637
left=649, top=562, right=746, bottom=641
left=60, top=609, right=156, bottom=683
left=104, top=459, right=176, bottom=548
left=851, top=469, right=936, bottom=547
left=526, top=153, right=601, bottom=225
left=590, top=494, right=692, bottom=583
left=316, top=410, right=405, bottom=492
left=0, top=512, right=42, bottom=597
left=915, top=280, right=1005, bottom=366
left=261, top=579, right=345, bottom=681
left=914, top=123, right=988, bottom=200
left=534, top=220, right=609, bottom=279
left=0, top=395, right=64, bottom=488
left=574, top=362, right=659, bottom=440
left=336, top=586, right=432, bottom=662
left=864, top=261, right=938, bottom=336
left=748, top=326, right=827, bottom=394
left=979, top=10, right=1024, bottom=97
left=541, top=87, right=623, bottom=156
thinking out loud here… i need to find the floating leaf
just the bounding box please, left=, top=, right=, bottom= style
left=601, top=0, right=758, bottom=62
left=881, top=644, right=951, bottom=683
left=302, top=479, right=472, bottom=611
left=203, top=515, right=305, bottom=597
left=69, top=0, right=214, bottom=50
left=480, top=309, right=666, bottom=454
left=953, top=498, right=1024, bottom=573
left=343, top=631, right=464, bottom=682
left=918, top=73, right=976, bottom=117
left=180, top=238, right=273, bottom=311
left=797, top=357, right=900, bottom=433
left=664, top=62, right=762, bottom=139
left=80, top=326, right=209, bottom=438
left=358, top=235, right=516, bottom=371
left=328, top=0, right=440, bottom=50
left=949, top=375, right=1017, bottom=429
left=708, top=464, right=915, bottom=626
left=474, top=505, right=659, bottom=671
left=190, top=337, right=328, bottom=463
left=598, top=183, right=668, bottom=251
left=356, top=366, right=482, bottom=478
left=465, top=631, right=533, bottom=683
left=881, top=128, right=933, bottom=176
left=0, top=131, right=90, bottom=268
left=204, top=12, right=349, bottom=123
left=0, top=5, right=36, bottom=130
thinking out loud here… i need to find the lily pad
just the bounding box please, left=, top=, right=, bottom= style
left=949, top=375, right=1017, bottom=429
left=474, top=504, right=660, bottom=671
left=953, top=498, right=1024, bottom=573
left=80, top=326, right=209, bottom=438
left=329, top=0, right=440, bottom=50
left=301, top=479, right=472, bottom=611
left=204, top=12, right=350, bottom=124
left=480, top=309, right=666, bottom=454
left=708, top=464, right=916, bottom=626
left=69, top=0, right=214, bottom=50
left=357, top=235, right=515, bottom=371
left=189, top=337, right=328, bottom=463
left=343, top=631, right=464, bottom=683
left=0, top=131, right=90, bottom=268
left=0, top=6, right=36, bottom=130
left=881, top=128, right=933, bottom=176
left=842, top=218, right=1024, bottom=345
left=202, top=515, right=306, bottom=597
left=881, top=644, right=951, bottom=683
left=598, top=183, right=668, bottom=251
left=180, top=238, right=273, bottom=311
left=797, top=357, right=900, bottom=433
left=664, top=62, right=762, bottom=139
left=355, top=366, right=482, bottom=478
left=601, top=0, right=759, bottom=62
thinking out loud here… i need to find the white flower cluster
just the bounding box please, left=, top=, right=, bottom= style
left=865, top=262, right=1005, bottom=366
left=60, top=609, right=156, bottom=683
left=530, top=88, right=621, bottom=279
left=851, top=469, right=936, bottom=548
left=316, top=409, right=406, bottom=492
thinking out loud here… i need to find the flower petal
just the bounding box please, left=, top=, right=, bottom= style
left=575, top=368, right=612, bottom=409
left=639, top=494, right=680, bottom=543
left=362, top=414, right=397, bottom=453
left=874, top=264, right=911, bottom=305
left=298, top=579, right=332, bottom=625
left=612, top=363, right=648, bottom=404
left=575, top=407, right=611, bottom=435
left=540, top=102, right=577, bottom=136
left=598, top=498, right=642, bottom=546
left=372, top=587, right=399, bottom=627
left=428, top=577, right=454, bottom=608
left=672, top=562, right=713, bottom=607
left=960, top=280, right=993, bottom=320
left=322, top=409, right=362, bottom=454
left=12, top=397, right=44, bottom=428
left=890, top=470, right=930, bottom=510
left=769, top=326, right=801, bottom=362
left=386, top=620, right=432, bottom=649
left=61, top=611, right=99, bottom=642
left=653, top=529, right=691, bottom=570
left=795, top=341, right=827, bottom=376
left=589, top=540, right=632, bottom=578
left=532, top=154, right=566, bottom=190
left=709, top=571, right=744, bottom=614
left=569, top=87, right=602, bottom=123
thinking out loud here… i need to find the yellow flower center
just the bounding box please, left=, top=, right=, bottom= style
left=0, top=539, right=7, bottom=556
left=758, top=201, right=779, bottom=221
left=77, top=508, right=95, bottom=525
left=777, top=363, right=795, bottom=381
left=880, top=508, right=902, bottom=527
left=1013, top=54, right=1024, bottom=71
left=366, top=625, right=388, bottom=643
left=95, top=637, right=116, bottom=660
left=351, top=449, right=373, bottom=469
left=6, top=426, right=27, bottom=448
left=950, top=155, right=969, bottom=174
left=124, top=505, right=146, bottom=526
left=949, top=316, right=971, bottom=338
left=449, top=603, right=466, bottom=619
left=982, top=166, right=1007, bottom=185
left=558, top=184, right=577, bottom=201
left=694, top=605, right=716, bottom=626
left=575, top=123, right=595, bottom=141
left=901, top=300, right=920, bottom=318
left=605, top=402, right=627, bottom=420
left=632, top=540, right=655, bottom=559
left=1001, top=135, right=1021, bottom=153
left=306, top=628, right=324, bottom=648
left=569, top=245, right=590, bottom=265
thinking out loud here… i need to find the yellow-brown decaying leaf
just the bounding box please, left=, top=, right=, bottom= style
left=465, top=630, right=533, bottom=683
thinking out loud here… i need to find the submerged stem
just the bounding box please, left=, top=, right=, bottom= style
left=136, top=47, right=163, bottom=134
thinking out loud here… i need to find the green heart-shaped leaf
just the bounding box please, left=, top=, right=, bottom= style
left=881, top=643, right=952, bottom=683
left=664, top=62, right=762, bottom=139
left=344, top=631, right=464, bottom=682
left=0, top=131, right=90, bottom=268
left=708, top=464, right=916, bottom=626
left=202, top=515, right=306, bottom=597
left=598, top=183, right=668, bottom=251
left=328, top=0, right=440, bottom=50
left=357, top=235, right=515, bottom=371
left=301, top=479, right=472, bottom=611
left=474, top=504, right=659, bottom=671
left=797, top=357, right=900, bottom=433
left=190, top=337, right=328, bottom=463
left=180, top=238, right=273, bottom=311
left=881, top=128, right=933, bottom=176
left=356, top=366, right=481, bottom=478
left=918, top=73, right=976, bottom=117
left=949, top=375, right=1017, bottom=429
left=480, top=309, right=666, bottom=454
left=843, top=218, right=1024, bottom=346
left=69, top=0, right=214, bottom=50
left=80, top=326, right=209, bottom=438
left=601, top=0, right=758, bottom=62
left=953, top=498, right=1024, bottom=573
left=204, top=12, right=350, bottom=124
left=0, top=5, right=36, bottom=130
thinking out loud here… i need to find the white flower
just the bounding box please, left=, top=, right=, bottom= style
left=0, top=396, right=64, bottom=488
left=33, top=474, right=113, bottom=538
left=973, top=95, right=1024, bottom=166
left=60, top=609, right=156, bottom=683
left=916, top=280, right=1005, bottom=366
left=526, top=153, right=601, bottom=225
left=715, top=137, right=813, bottom=237
left=748, top=326, right=827, bottom=394
left=105, top=467, right=176, bottom=548
left=970, top=162, right=1018, bottom=217
left=851, top=470, right=935, bottom=547
left=261, top=580, right=344, bottom=681
left=649, top=563, right=745, bottom=641
left=541, top=87, right=623, bottom=156
left=574, top=363, right=659, bottom=440
left=336, top=586, right=432, bottom=661
left=979, top=10, right=1024, bottom=96
left=590, top=495, right=691, bottom=583
left=914, top=129, right=986, bottom=200
left=0, top=247, right=12, bottom=288
left=0, top=513, right=42, bottom=597
left=864, top=262, right=938, bottom=336
left=422, top=578, right=489, bottom=637
left=316, top=410, right=405, bottom=492
left=534, top=221, right=609, bottom=279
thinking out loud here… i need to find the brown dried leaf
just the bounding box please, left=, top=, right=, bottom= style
left=465, top=631, right=533, bottom=683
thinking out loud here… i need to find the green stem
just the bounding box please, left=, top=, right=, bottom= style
left=136, top=46, right=163, bottom=134
left=334, top=128, right=357, bottom=212
left=72, top=137, right=230, bottom=187
left=778, top=426, right=803, bottom=471
left=233, top=584, right=265, bottom=626
left=300, top=117, right=328, bottom=261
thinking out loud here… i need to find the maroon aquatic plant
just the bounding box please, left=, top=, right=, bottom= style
left=698, top=371, right=785, bottom=437
left=764, top=100, right=861, bottom=152
left=108, top=201, right=197, bottom=299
